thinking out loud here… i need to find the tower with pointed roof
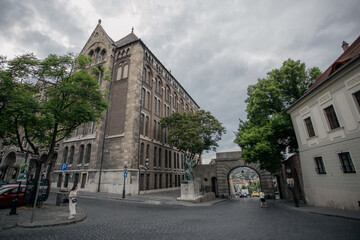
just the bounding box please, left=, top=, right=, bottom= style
left=51, top=21, right=200, bottom=195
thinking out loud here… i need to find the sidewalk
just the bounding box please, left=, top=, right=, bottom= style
left=268, top=199, right=360, bottom=221
left=0, top=205, right=86, bottom=230
left=77, top=188, right=227, bottom=207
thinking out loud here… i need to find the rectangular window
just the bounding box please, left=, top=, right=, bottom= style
left=338, top=152, right=356, bottom=173
left=324, top=105, right=340, bottom=130
left=304, top=117, right=316, bottom=137
left=314, top=156, right=326, bottom=174
left=354, top=90, right=360, bottom=112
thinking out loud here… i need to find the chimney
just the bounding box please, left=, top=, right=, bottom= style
left=342, top=41, right=349, bottom=52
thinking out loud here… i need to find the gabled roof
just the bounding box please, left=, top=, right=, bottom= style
left=115, top=32, right=139, bottom=48
left=307, top=35, right=360, bottom=92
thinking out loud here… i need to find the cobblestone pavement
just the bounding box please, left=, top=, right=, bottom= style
left=1, top=196, right=359, bottom=240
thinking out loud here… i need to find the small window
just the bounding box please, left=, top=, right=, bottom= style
left=145, top=116, right=149, bottom=137
left=140, top=114, right=144, bottom=136
left=314, top=156, right=326, bottom=174
left=304, top=117, right=316, bottom=137
left=338, top=152, right=356, bottom=173
left=324, top=105, right=340, bottom=130
left=117, top=66, right=123, bottom=81
left=95, top=48, right=100, bottom=63
left=123, top=64, right=129, bottom=78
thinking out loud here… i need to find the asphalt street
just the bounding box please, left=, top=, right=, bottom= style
left=1, top=194, right=359, bottom=240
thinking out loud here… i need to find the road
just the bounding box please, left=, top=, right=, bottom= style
left=1, top=195, right=359, bottom=240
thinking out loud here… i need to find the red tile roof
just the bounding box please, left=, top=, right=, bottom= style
left=307, top=35, right=360, bottom=92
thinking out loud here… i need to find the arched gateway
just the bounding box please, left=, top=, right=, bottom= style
left=194, top=151, right=275, bottom=199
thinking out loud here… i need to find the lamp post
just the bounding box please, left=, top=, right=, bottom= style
left=286, top=166, right=299, bottom=207
left=122, top=162, right=128, bottom=199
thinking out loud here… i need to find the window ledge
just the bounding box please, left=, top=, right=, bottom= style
left=327, top=127, right=345, bottom=141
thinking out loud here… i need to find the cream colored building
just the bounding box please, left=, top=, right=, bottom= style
left=287, top=37, right=360, bottom=210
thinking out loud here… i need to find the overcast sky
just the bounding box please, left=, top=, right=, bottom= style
left=1, top=0, right=359, bottom=163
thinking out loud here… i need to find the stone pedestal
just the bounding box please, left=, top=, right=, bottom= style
left=177, top=182, right=202, bottom=203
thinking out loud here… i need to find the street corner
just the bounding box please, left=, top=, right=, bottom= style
left=14, top=206, right=87, bottom=228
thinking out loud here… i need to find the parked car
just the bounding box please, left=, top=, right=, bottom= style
left=251, top=192, right=259, bottom=197
left=240, top=191, right=248, bottom=198
left=0, top=185, right=27, bottom=208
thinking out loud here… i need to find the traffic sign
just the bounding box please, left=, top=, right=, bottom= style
left=124, top=172, right=128, bottom=178
left=60, top=163, right=68, bottom=171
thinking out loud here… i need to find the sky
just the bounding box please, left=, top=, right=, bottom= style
left=1, top=0, right=359, bottom=163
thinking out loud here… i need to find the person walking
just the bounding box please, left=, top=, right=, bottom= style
left=68, top=184, right=79, bottom=219
left=259, top=191, right=268, bottom=208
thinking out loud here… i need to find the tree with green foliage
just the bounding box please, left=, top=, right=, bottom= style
left=234, top=59, right=321, bottom=173
left=161, top=110, right=225, bottom=182
left=0, top=53, right=109, bottom=199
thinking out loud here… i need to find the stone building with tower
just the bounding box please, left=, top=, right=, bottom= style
left=50, top=20, right=200, bottom=195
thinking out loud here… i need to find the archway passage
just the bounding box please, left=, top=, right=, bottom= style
left=194, top=151, right=275, bottom=199
left=230, top=167, right=260, bottom=198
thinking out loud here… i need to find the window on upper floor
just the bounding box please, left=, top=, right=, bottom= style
left=354, top=90, right=360, bottom=112
left=95, top=48, right=101, bottom=64
left=145, top=116, right=149, bottom=137
left=69, top=146, right=75, bottom=165
left=324, top=105, right=340, bottom=130
left=140, top=114, right=144, bottom=135
left=314, top=156, right=326, bottom=174
left=101, top=50, right=106, bottom=62
left=146, top=92, right=150, bottom=109
left=304, top=117, right=316, bottom=138
left=140, top=143, right=144, bottom=165
left=63, top=147, right=68, bottom=163
left=116, top=63, right=129, bottom=80
left=338, top=152, right=356, bottom=173
left=84, top=144, right=91, bottom=164
left=78, top=145, right=84, bottom=164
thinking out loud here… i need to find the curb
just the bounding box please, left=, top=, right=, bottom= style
left=269, top=201, right=360, bottom=222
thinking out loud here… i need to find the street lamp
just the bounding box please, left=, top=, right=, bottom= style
left=122, top=163, right=128, bottom=198
left=286, top=166, right=299, bottom=207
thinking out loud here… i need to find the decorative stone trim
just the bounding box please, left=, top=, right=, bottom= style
left=345, top=74, right=360, bottom=89
left=318, top=92, right=332, bottom=105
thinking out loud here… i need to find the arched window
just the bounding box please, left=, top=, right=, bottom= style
left=140, top=143, right=144, bottom=165
left=69, top=146, right=75, bottom=164
left=101, top=49, right=106, bottom=61
left=174, top=152, right=177, bottom=169
left=123, top=64, right=128, bottom=78
left=145, top=116, right=149, bottom=137
left=154, top=97, right=157, bottom=113
left=141, top=88, right=145, bottom=107
left=140, top=114, right=144, bottom=136
left=95, top=48, right=100, bottom=63
left=146, top=144, right=150, bottom=164
left=153, top=120, right=156, bottom=139
left=154, top=147, right=157, bottom=167
left=157, top=122, right=161, bottom=140
left=146, top=92, right=150, bottom=109
left=78, top=145, right=84, bottom=164
left=157, top=99, right=161, bottom=115
left=169, top=151, right=172, bottom=168
left=89, top=50, right=94, bottom=60
left=117, top=66, right=122, bottom=80
left=165, top=150, right=168, bottom=168
left=63, top=147, right=68, bottom=163
left=85, top=144, right=91, bottom=164
left=147, top=70, right=151, bottom=85
left=159, top=148, right=162, bottom=168
left=142, top=69, right=146, bottom=82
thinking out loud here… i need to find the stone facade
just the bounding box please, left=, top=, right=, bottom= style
left=194, top=151, right=275, bottom=199
left=287, top=37, right=360, bottom=210
left=50, top=21, right=200, bottom=195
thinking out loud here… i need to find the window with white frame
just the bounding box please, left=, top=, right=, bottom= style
left=324, top=105, right=340, bottom=130
left=338, top=152, right=356, bottom=173
left=304, top=117, right=316, bottom=137
left=314, top=156, right=326, bottom=174
left=354, top=90, right=360, bottom=112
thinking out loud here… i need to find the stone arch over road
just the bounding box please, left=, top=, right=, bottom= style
left=194, top=151, right=275, bottom=199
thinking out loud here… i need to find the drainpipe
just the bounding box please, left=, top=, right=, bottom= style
left=97, top=46, right=116, bottom=192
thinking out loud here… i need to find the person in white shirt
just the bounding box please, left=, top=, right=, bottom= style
left=68, top=185, right=79, bottom=219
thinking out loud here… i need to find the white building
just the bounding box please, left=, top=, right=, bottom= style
left=287, top=37, right=360, bottom=211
